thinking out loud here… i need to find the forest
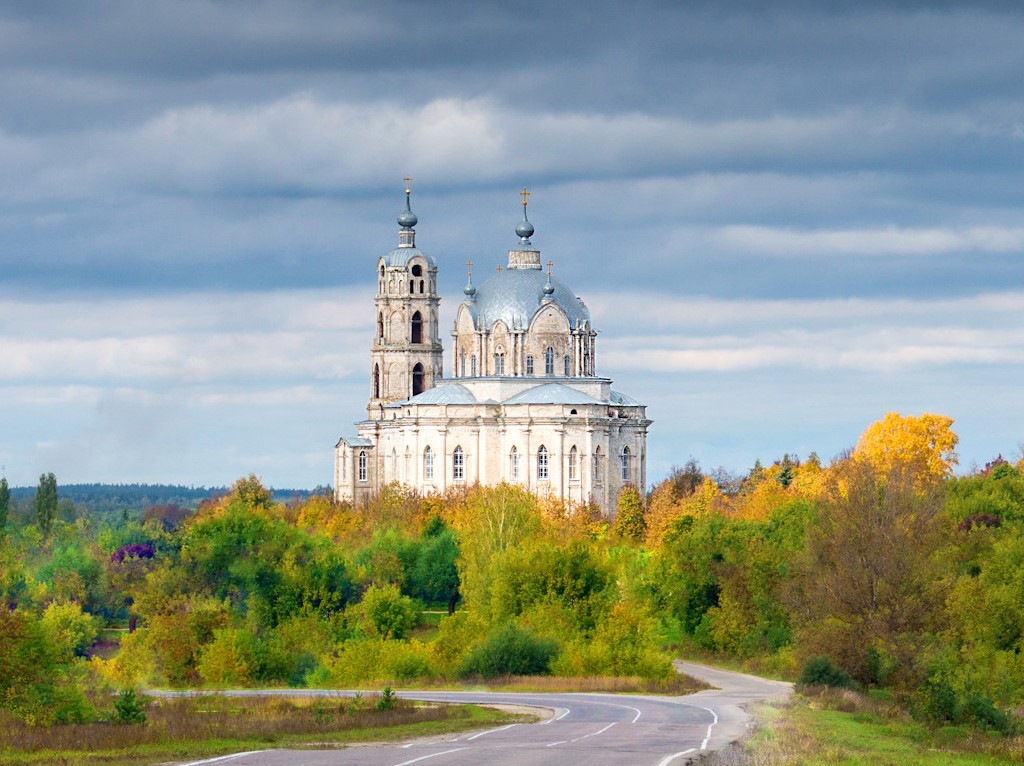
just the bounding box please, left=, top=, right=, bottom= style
left=2, top=411, right=1023, bottom=735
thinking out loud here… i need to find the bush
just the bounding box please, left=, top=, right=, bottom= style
left=458, top=623, right=557, bottom=678
left=354, top=584, right=419, bottom=640
left=799, top=656, right=855, bottom=689
left=113, top=689, right=147, bottom=724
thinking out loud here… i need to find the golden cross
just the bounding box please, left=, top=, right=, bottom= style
left=466, top=260, right=473, bottom=277
left=497, top=266, right=503, bottom=272
left=547, top=260, right=553, bottom=275
left=404, top=175, right=412, bottom=193
left=520, top=187, right=530, bottom=207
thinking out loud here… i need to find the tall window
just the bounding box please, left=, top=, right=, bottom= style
left=358, top=450, right=367, bottom=482
left=373, top=364, right=380, bottom=398
left=390, top=448, right=397, bottom=478
left=568, top=446, right=578, bottom=480
left=411, top=311, right=423, bottom=344
left=593, top=447, right=602, bottom=484
left=510, top=446, right=520, bottom=481
left=460, top=351, right=466, bottom=377
left=424, top=446, right=434, bottom=480
left=470, top=355, right=477, bottom=376
left=412, top=363, right=424, bottom=396
left=564, top=355, right=571, bottom=376
left=526, top=355, right=534, bottom=375
left=453, top=446, right=465, bottom=481
left=494, top=353, right=505, bottom=375
left=544, top=346, right=554, bottom=375
left=377, top=312, right=384, bottom=340
left=537, top=445, right=549, bottom=481
left=621, top=446, right=631, bottom=482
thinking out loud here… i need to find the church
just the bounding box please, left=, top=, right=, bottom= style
left=334, top=184, right=650, bottom=516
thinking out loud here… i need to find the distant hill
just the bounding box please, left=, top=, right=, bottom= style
left=7, top=483, right=317, bottom=514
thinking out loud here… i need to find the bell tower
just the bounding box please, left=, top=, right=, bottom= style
left=368, top=179, right=443, bottom=419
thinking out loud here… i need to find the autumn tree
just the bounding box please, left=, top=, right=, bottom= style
left=0, top=476, right=10, bottom=532
left=793, top=456, right=947, bottom=686
left=35, top=472, right=58, bottom=535
left=613, top=485, right=646, bottom=541
left=854, top=412, right=959, bottom=484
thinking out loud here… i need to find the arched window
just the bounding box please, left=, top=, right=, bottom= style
left=373, top=364, right=381, bottom=399
left=564, top=355, right=571, bottom=376
left=424, top=446, right=434, bottom=480
left=390, top=448, right=397, bottom=478
left=470, top=355, right=477, bottom=377
left=377, top=312, right=384, bottom=341
left=358, top=450, right=368, bottom=482
left=453, top=445, right=465, bottom=481
left=409, top=280, right=414, bottom=293
left=379, top=264, right=385, bottom=277
left=419, top=280, right=424, bottom=293
left=525, top=355, right=534, bottom=375
left=411, top=264, right=422, bottom=277
left=459, top=351, right=466, bottom=377
left=412, top=363, right=424, bottom=396
left=411, top=311, right=423, bottom=344
left=593, top=447, right=602, bottom=484
left=621, top=446, right=631, bottom=482
left=510, top=446, right=520, bottom=481
left=405, top=447, right=411, bottom=477
left=537, top=445, right=549, bottom=481
left=544, top=346, right=554, bottom=375
left=494, top=353, right=505, bottom=375
left=568, top=446, right=578, bottom=480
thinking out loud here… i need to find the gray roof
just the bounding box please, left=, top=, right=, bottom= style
left=610, top=390, right=640, bottom=406
left=381, top=247, right=437, bottom=269
left=464, top=268, right=591, bottom=331
left=340, top=436, right=374, bottom=447
left=504, top=382, right=603, bottom=405
left=398, top=383, right=479, bottom=405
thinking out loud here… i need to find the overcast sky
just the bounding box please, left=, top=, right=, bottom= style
left=2, top=0, right=1023, bottom=489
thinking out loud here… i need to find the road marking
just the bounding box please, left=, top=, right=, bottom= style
left=180, top=753, right=269, bottom=766
left=656, top=748, right=696, bottom=766
left=393, top=747, right=469, bottom=766
left=545, top=740, right=568, bottom=747
left=665, top=700, right=719, bottom=749
left=540, top=706, right=571, bottom=724
left=570, top=721, right=617, bottom=743
left=466, top=723, right=519, bottom=740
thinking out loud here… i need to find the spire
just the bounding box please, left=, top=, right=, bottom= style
left=397, top=176, right=417, bottom=248
left=463, top=260, right=477, bottom=299
left=515, top=186, right=535, bottom=245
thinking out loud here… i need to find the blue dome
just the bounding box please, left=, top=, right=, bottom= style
left=465, top=268, right=591, bottom=330
left=381, top=247, right=437, bottom=268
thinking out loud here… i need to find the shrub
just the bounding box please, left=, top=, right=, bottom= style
left=458, top=622, right=557, bottom=678
left=354, top=584, right=419, bottom=640
left=799, top=656, right=855, bottom=689
left=113, top=689, right=147, bottom=724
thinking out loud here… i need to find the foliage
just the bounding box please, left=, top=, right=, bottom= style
left=799, top=655, right=855, bottom=689
left=0, top=476, right=10, bottom=532
left=613, top=485, right=646, bottom=540
left=353, top=583, right=419, bottom=640
left=457, top=622, right=558, bottom=678
left=112, top=689, right=147, bottom=724
left=40, top=601, right=100, bottom=658
left=854, top=411, right=959, bottom=483
left=35, top=472, right=58, bottom=536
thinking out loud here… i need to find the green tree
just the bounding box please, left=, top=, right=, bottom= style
left=613, top=485, right=647, bottom=541
left=354, top=583, right=418, bottom=640
left=36, top=472, right=58, bottom=535
left=0, top=476, right=10, bottom=532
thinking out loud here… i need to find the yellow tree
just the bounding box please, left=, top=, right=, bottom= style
left=854, top=412, right=959, bottom=484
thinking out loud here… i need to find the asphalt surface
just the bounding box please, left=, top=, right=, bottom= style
left=164, top=663, right=792, bottom=766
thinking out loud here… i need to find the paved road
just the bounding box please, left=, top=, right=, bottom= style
left=166, top=663, right=791, bottom=766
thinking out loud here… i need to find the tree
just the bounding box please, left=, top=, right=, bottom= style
left=854, top=412, right=959, bottom=484
left=0, top=476, right=10, bottom=531
left=613, top=485, right=647, bottom=541
left=35, top=472, right=58, bottom=535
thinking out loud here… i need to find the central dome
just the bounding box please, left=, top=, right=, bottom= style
left=466, top=268, right=591, bottom=331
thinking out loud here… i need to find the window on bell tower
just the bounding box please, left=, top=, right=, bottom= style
left=544, top=346, right=554, bottom=375
left=411, top=312, right=423, bottom=344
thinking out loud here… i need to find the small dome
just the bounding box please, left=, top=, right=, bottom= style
left=515, top=215, right=534, bottom=240
left=398, top=208, right=418, bottom=228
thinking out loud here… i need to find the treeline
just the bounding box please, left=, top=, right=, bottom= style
left=1, top=412, right=1024, bottom=734
left=4, top=482, right=314, bottom=516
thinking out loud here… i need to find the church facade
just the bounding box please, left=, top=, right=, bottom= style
left=334, top=186, right=650, bottom=516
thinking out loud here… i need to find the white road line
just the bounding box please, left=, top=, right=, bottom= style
left=570, top=721, right=617, bottom=743
left=540, top=706, right=571, bottom=724
left=655, top=748, right=696, bottom=766
left=180, top=753, right=269, bottom=766
left=665, top=699, right=720, bottom=749
left=466, top=723, right=519, bottom=740
left=545, top=740, right=568, bottom=747
left=393, top=747, right=469, bottom=766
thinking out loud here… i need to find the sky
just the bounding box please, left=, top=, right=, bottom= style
left=2, top=0, right=1023, bottom=489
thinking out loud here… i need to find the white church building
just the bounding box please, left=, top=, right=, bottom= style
left=334, top=186, right=650, bottom=516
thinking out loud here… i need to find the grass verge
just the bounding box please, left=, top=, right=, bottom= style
left=0, top=695, right=526, bottom=766
left=705, top=687, right=1024, bottom=765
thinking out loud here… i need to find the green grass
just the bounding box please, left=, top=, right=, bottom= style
left=717, top=689, right=1024, bottom=766
left=0, top=696, right=527, bottom=766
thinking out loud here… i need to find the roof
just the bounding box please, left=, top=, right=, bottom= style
left=398, top=383, right=480, bottom=405
left=610, top=390, right=640, bottom=406
left=504, top=382, right=603, bottom=405
left=381, top=246, right=437, bottom=269
left=463, top=268, right=591, bottom=331
left=339, top=436, right=374, bottom=447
